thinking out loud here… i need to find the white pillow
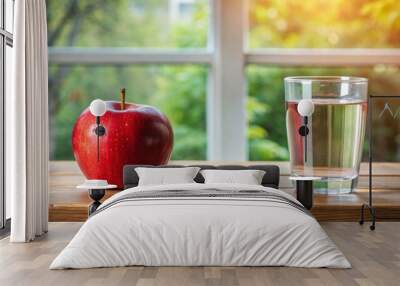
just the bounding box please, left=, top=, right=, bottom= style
left=200, top=169, right=266, bottom=185
left=135, top=167, right=200, bottom=186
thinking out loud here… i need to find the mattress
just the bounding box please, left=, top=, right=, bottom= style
left=50, top=183, right=350, bottom=269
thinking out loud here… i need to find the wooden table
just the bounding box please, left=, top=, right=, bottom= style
left=49, top=161, right=400, bottom=222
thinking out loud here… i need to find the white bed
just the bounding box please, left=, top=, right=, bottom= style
left=50, top=183, right=350, bottom=269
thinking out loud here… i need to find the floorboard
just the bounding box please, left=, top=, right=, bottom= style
left=1, top=222, right=399, bottom=286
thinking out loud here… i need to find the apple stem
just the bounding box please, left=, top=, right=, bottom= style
left=120, top=88, right=126, bottom=110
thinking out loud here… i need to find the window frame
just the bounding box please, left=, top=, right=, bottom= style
left=1, top=0, right=14, bottom=230
left=48, top=0, right=400, bottom=162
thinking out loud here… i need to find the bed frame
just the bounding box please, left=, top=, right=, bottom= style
left=123, top=164, right=280, bottom=190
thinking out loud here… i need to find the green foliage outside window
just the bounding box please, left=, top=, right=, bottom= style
left=48, top=0, right=400, bottom=161
left=48, top=0, right=209, bottom=160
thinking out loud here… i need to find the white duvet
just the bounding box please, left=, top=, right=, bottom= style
left=50, top=183, right=350, bottom=269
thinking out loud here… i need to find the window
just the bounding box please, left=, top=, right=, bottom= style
left=48, top=0, right=210, bottom=161
left=247, top=65, right=400, bottom=160
left=246, top=0, right=400, bottom=161
left=1, top=0, right=14, bottom=229
left=49, top=64, right=207, bottom=160
left=48, top=0, right=208, bottom=48
left=248, top=0, right=400, bottom=49
left=48, top=0, right=400, bottom=163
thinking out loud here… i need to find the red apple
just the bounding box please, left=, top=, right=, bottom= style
left=72, top=101, right=173, bottom=188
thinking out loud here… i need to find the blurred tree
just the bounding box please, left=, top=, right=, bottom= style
left=249, top=0, right=400, bottom=48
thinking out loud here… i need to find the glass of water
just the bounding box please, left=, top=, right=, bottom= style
left=285, top=76, right=368, bottom=192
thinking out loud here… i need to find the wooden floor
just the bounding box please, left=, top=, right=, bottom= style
left=1, top=222, right=400, bottom=286
left=49, top=161, right=400, bottom=222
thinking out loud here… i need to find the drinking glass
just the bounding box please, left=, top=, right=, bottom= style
left=285, top=76, right=368, bottom=192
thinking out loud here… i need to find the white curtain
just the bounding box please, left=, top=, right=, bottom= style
left=9, top=0, right=49, bottom=242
